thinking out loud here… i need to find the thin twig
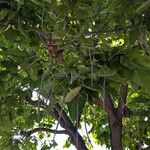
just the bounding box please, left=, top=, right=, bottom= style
left=84, top=121, right=93, bottom=148
left=52, top=91, right=65, bottom=142
left=21, top=127, right=67, bottom=137
left=24, top=58, right=41, bottom=71
left=37, top=72, right=45, bottom=125
left=76, top=96, right=79, bottom=150
left=89, top=49, right=94, bottom=87
left=103, top=77, right=106, bottom=109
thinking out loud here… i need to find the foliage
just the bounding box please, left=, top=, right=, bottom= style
left=0, top=0, right=150, bottom=149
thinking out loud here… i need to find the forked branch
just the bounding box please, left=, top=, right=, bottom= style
left=93, top=91, right=116, bottom=117
left=118, top=84, right=132, bottom=118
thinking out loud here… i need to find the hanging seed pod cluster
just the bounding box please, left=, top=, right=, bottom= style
left=36, top=30, right=64, bottom=64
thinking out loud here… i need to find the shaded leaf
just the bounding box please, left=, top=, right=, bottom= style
left=67, top=96, right=85, bottom=122
left=136, top=0, right=150, bottom=14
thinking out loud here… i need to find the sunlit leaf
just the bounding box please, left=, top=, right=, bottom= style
left=65, top=86, right=82, bottom=102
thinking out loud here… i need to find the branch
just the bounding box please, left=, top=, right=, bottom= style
left=104, top=92, right=116, bottom=113
left=118, top=84, right=128, bottom=116
left=118, top=84, right=132, bottom=118
left=21, top=127, right=67, bottom=137
left=25, top=95, right=88, bottom=150
left=92, top=92, right=116, bottom=117
left=92, top=99, right=115, bottom=117
left=25, top=95, right=46, bottom=109
left=53, top=104, right=88, bottom=150
left=54, top=104, right=74, bottom=127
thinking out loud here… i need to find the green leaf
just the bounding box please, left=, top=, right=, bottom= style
left=0, top=1, right=150, bottom=149
left=0, top=70, right=9, bottom=79
left=0, top=9, right=8, bottom=21
left=67, top=96, right=85, bottom=122
left=95, top=67, right=116, bottom=77
left=122, top=58, right=137, bottom=70
left=30, top=0, right=41, bottom=5
left=64, top=86, right=82, bottom=102
left=131, top=67, right=150, bottom=90
left=127, top=50, right=150, bottom=68
left=1, top=60, right=18, bottom=73
left=136, top=0, right=150, bottom=14
left=107, top=0, right=121, bottom=13
left=77, top=65, right=90, bottom=74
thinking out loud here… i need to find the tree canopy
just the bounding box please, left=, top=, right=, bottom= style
left=0, top=0, right=150, bottom=149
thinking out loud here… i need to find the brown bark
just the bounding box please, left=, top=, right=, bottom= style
left=93, top=84, right=132, bottom=150
left=108, top=115, right=122, bottom=150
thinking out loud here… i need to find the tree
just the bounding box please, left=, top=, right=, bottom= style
left=0, top=0, right=150, bottom=149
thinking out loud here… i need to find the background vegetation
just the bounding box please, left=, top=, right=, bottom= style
left=0, top=0, right=150, bottom=149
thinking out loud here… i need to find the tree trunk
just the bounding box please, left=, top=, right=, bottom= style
left=92, top=85, right=129, bottom=150
left=108, top=115, right=122, bottom=150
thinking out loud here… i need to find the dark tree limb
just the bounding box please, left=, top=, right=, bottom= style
left=118, top=84, right=132, bottom=118
left=92, top=91, right=116, bottom=118
left=104, top=92, right=116, bottom=115
left=118, top=84, right=128, bottom=110
left=93, top=99, right=116, bottom=117
left=92, top=86, right=131, bottom=150
left=21, top=128, right=67, bottom=137
left=52, top=104, right=88, bottom=150
left=25, top=96, right=88, bottom=150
